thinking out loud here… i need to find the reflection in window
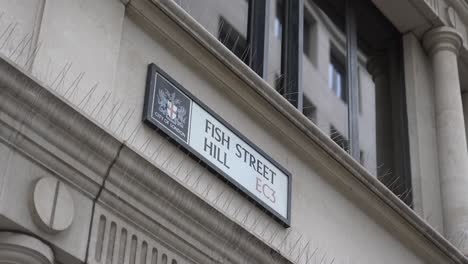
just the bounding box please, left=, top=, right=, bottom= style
left=303, top=96, right=317, bottom=124
left=266, top=0, right=285, bottom=89
left=310, top=0, right=411, bottom=204
left=329, top=52, right=347, bottom=103
left=303, top=12, right=316, bottom=64
left=301, top=1, right=349, bottom=160
left=274, top=0, right=284, bottom=39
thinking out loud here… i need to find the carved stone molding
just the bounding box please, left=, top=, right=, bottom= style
left=88, top=207, right=192, bottom=264
left=0, top=232, right=54, bottom=264
left=0, top=55, right=290, bottom=263
left=0, top=3, right=468, bottom=261
left=425, top=0, right=440, bottom=15
left=423, top=26, right=463, bottom=56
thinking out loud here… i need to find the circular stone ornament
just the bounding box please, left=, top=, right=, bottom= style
left=32, top=177, right=75, bottom=233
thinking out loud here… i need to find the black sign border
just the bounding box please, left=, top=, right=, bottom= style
left=143, top=63, right=292, bottom=227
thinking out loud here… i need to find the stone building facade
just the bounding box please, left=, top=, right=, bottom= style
left=2, top=0, right=468, bottom=263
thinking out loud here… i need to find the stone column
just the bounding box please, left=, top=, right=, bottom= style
left=423, top=26, right=468, bottom=253
left=367, top=55, right=394, bottom=180
left=0, top=232, right=54, bottom=264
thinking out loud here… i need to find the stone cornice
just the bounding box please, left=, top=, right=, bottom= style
left=0, top=1, right=467, bottom=263
left=0, top=56, right=291, bottom=263
left=127, top=0, right=468, bottom=263
left=446, top=0, right=468, bottom=23
left=0, top=232, right=54, bottom=264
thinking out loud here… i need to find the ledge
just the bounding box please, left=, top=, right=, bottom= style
left=0, top=54, right=292, bottom=263
left=129, top=0, right=468, bottom=263
left=0, top=0, right=467, bottom=262
left=0, top=232, right=54, bottom=264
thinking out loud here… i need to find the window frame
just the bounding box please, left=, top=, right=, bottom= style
left=304, top=0, right=412, bottom=206
left=329, top=51, right=347, bottom=103
left=280, top=0, right=304, bottom=111
left=178, top=0, right=267, bottom=77
left=345, top=0, right=360, bottom=160
left=247, top=0, right=267, bottom=76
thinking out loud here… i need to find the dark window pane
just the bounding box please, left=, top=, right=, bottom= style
left=330, top=125, right=349, bottom=151
left=266, top=0, right=284, bottom=88
left=218, top=17, right=249, bottom=64
left=303, top=19, right=311, bottom=58
left=303, top=13, right=316, bottom=64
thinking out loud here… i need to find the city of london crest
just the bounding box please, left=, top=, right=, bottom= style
left=158, top=88, right=188, bottom=128
left=147, top=73, right=191, bottom=143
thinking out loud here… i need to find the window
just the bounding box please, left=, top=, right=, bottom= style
left=302, top=0, right=350, bottom=162
left=267, top=0, right=285, bottom=89
left=303, top=10, right=317, bottom=64
left=266, top=0, right=302, bottom=109
left=311, top=0, right=411, bottom=205
left=218, top=17, right=249, bottom=64
left=179, top=0, right=301, bottom=105
left=177, top=0, right=411, bottom=205
left=177, top=0, right=266, bottom=76
left=303, top=96, right=317, bottom=124
left=330, top=125, right=349, bottom=151
left=274, top=0, right=284, bottom=39
left=303, top=18, right=312, bottom=58
left=329, top=51, right=347, bottom=103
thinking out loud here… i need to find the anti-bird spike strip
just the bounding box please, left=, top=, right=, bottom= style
left=0, top=9, right=397, bottom=264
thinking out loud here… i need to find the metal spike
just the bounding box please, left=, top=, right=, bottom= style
left=78, top=82, right=99, bottom=109
left=90, top=91, right=110, bottom=117
left=0, top=22, right=16, bottom=49
left=9, top=32, right=30, bottom=60
left=64, top=72, right=85, bottom=99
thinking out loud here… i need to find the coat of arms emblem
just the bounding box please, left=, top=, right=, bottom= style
left=167, top=101, right=178, bottom=120
left=157, top=88, right=188, bottom=128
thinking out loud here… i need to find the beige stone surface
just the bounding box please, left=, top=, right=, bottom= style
left=30, top=0, right=125, bottom=120
left=0, top=232, right=54, bottom=264
left=404, top=32, right=444, bottom=233
left=1, top=0, right=468, bottom=263
left=32, top=177, right=75, bottom=233
left=424, top=26, right=468, bottom=254
left=107, top=7, right=425, bottom=263
left=0, top=141, right=92, bottom=263
left=0, top=0, right=44, bottom=68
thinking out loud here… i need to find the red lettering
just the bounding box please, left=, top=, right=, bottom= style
left=256, top=177, right=262, bottom=194
left=262, top=184, right=276, bottom=204
left=256, top=177, right=276, bottom=204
